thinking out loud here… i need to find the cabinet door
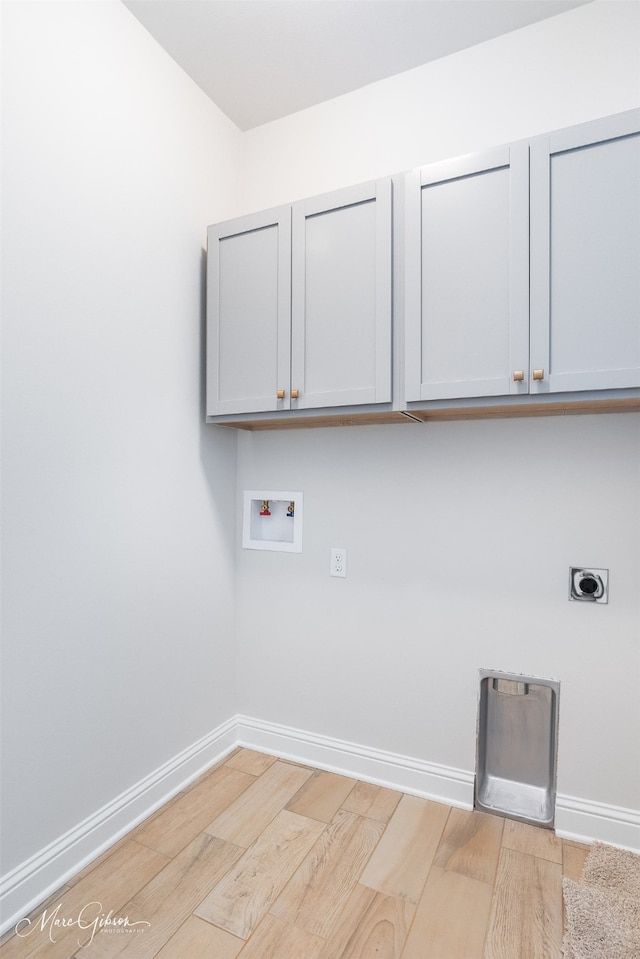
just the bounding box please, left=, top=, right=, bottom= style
left=530, top=110, right=640, bottom=393
left=404, top=145, right=529, bottom=401
left=206, top=207, right=291, bottom=416
left=290, top=179, right=392, bottom=410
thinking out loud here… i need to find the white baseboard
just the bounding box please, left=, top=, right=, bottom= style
left=235, top=716, right=640, bottom=853
left=235, top=715, right=475, bottom=808
left=555, top=793, right=640, bottom=852
left=0, top=717, right=237, bottom=937
left=3, top=714, right=638, bottom=937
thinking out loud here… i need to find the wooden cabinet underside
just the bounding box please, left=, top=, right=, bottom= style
left=213, top=397, right=640, bottom=431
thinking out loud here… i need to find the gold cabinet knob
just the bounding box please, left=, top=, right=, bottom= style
left=513, top=370, right=525, bottom=382
left=291, top=389, right=300, bottom=399
left=532, top=369, right=545, bottom=381
left=276, top=389, right=285, bottom=399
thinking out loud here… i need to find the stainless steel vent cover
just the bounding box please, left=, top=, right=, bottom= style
left=475, top=670, right=560, bottom=828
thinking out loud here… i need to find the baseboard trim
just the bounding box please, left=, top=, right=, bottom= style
left=3, top=714, right=638, bottom=936
left=235, top=717, right=640, bottom=853
left=0, top=717, right=237, bottom=936
left=555, top=793, right=640, bottom=852
left=235, top=715, right=475, bottom=808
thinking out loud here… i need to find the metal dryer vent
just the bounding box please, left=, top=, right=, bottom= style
left=475, top=670, right=560, bottom=828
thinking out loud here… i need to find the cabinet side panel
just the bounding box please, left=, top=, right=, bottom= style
left=548, top=133, right=640, bottom=384
left=403, top=171, right=423, bottom=403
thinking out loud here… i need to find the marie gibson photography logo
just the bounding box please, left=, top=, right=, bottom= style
left=15, top=901, right=151, bottom=946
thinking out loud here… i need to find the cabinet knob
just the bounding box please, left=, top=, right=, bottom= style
left=532, top=368, right=545, bottom=381
left=277, top=389, right=286, bottom=399
left=291, top=389, right=300, bottom=399
left=513, top=370, right=525, bottom=382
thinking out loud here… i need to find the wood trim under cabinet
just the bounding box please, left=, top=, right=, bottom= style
left=212, top=398, right=640, bottom=431
left=407, top=397, right=640, bottom=422
left=216, top=411, right=415, bottom=431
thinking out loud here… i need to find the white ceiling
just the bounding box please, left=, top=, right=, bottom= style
left=123, top=0, right=592, bottom=131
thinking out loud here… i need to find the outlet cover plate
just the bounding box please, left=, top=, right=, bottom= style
left=330, top=547, right=347, bottom=578
left=569, top=567, right=608, bottom=604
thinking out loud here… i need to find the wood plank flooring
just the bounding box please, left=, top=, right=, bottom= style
left=1, top=749, right=590, bottom=959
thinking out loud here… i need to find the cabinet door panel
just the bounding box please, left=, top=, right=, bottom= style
left=291, top=179, right=392, bottom=409
left=207, top=208, right=291, bottom=416
left=405, top=145, right=529, bottom=401
left=530, top=110, right=640, bottom=393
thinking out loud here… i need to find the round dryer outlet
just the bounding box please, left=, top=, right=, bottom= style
left=569, top=567, right=608, bottom=603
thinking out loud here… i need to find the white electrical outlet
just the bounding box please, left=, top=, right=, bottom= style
left=330, top=547, right=347, bottom=578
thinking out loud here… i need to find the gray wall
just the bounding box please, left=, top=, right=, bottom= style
left=0, top=1, right=241, bottom=873
left=236, top=0, right=640, bottom=813
left=236, top=414, right=640, bottom=810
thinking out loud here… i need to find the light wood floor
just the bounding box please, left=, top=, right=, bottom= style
left=1, top=749, right=590, bottom=959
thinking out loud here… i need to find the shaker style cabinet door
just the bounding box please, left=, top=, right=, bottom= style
left=529, top=110, right=640, bottom=394
left=404, top=144, right=530, bottom=401
left=290, top=179, right=392, bottom=409
left=206, top=207, right=291, bottom=416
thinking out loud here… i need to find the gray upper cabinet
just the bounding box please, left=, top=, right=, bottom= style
left=207, top=111, right=639, bottom=428
left=206, top=179, right=392, bottom=420
left=404, top=144, right=530, bottom=402
left=529, top=111, right=640, bottom=394
left=207, top=206, right=291, bottom=416
left=405, top=108, right=640, bottom=406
